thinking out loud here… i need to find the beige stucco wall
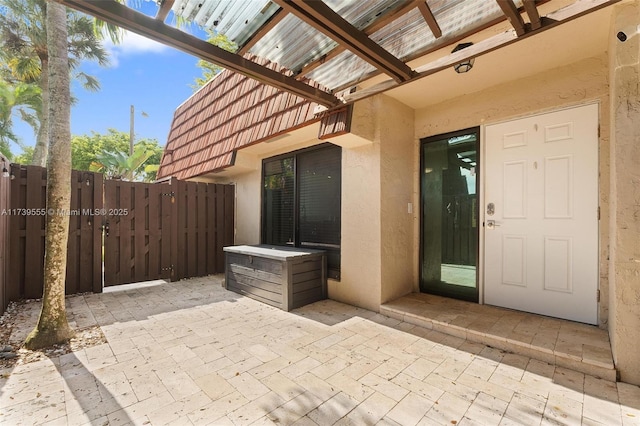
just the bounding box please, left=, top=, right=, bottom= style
left=331, top=105, right=382, bottom=311
left=206, top=54, right=612, bottom=321
left=414, top=54, right=611, bottom=326
left=212, top=95, right=416, bottom=312
left=331, top=95, right=417, bottom=310
left=608, top=0, right=640, bottom=386
left=379, top=97, right=417, bottom=304
left=213, top=125, right=385, bottom=311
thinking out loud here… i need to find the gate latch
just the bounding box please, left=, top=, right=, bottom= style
left=103, top=221, right=110, bottom=237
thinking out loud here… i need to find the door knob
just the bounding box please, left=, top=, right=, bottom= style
left=486, top=220, right=500, bottom=229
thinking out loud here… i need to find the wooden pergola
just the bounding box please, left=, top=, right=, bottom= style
left=57, top=0, right=620, bottom=108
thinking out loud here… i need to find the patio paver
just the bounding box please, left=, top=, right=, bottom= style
left=381, top=293, right=617, bottom=381
left=0, top=276, right=638, bottom=425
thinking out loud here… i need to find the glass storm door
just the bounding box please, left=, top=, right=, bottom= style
left=420, top=128, right=479, bottom=302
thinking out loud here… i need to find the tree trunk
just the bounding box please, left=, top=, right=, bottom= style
left=31, top=57, right=49, bottom=167
left=25, top=0, right=73, bottom=349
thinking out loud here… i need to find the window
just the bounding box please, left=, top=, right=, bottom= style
left=262, top=143, right=342, bottom=279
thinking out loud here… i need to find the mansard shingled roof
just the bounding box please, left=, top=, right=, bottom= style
left=158, top=56, right=324, bottom=180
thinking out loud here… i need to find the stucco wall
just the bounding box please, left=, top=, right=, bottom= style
left=329, top=95, right=417, bottom=310
left=231, top=165, right=261, bottom=246
left=215, top=128, right=385, bottom=311
left=378, top=96, right=417, bottom=304
left=331, top=136, right=382, bottom=311
left=207, top=55, right=611, bottom=322
left=608, top=0, right=640, bottom=386
left=414, top=54, right=610, bottom=326
left=215, top=95, right=416, bottom=312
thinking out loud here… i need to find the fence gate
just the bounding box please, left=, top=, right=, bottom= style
left=1, top=165, right=235, bottom=312
left=7, top=165, right=103, bottom=300
left=103, top=179, right=173, bottom=286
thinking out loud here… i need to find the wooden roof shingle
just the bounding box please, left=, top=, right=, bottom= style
left=157, top=55, right=323, bottom=180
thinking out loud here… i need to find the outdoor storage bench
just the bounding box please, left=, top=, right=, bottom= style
left=223, top=244, right=327, bottom=311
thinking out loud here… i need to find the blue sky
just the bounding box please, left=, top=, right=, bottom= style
left=10, top=1, right=208, bottom=155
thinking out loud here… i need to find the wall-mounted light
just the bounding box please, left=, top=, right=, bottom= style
left=2, top=160, right=9, bottom=178
left=452, top=42, right=475, bottom=73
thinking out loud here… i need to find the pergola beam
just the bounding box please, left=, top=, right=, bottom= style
left=523, top=0, right=542, bottom=30
left=299, top=0, right=554, bottom=80
left=56, top=0, right=340, bottom=107
left=418, top=1, right=442, bottom=38
left=155, top=0, right=175, bottom=22
left=273, top=0, right=415, bottom=83
left=296, top=0, right=422, bottom=79
left=344, top=0, right=621, bottom=104
left=496, top=0, right=527, bottom=36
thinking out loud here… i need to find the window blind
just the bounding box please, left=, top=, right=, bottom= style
left=262, top=144, right=342, bottom=279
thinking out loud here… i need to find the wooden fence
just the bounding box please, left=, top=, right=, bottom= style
left=7, top=165, right=103, bottom=301
left=103, top=179, right=173, bottom=286
left=173, top=179, right=234, bottom=281
left=441, top=194, right=477, bottom=266
left=0, top=165, right=235, bottom=314
left=0, top=157, right=10, bottom=314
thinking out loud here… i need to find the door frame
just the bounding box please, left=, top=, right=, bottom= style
left=419, top=126, right=480, bottom=303
left=479, top=101, right=600, bottom=319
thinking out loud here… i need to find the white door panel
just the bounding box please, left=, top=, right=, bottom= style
left=484, top=104, right=598, bottom=324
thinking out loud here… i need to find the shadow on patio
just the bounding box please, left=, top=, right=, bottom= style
left=0, top=275, right=638, bottom=424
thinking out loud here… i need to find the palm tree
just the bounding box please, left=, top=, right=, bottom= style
left=24, top=0, right=73, bottom=349
left=0, top=0, right=113, bottom=166
left=89, top=144, right=159, bottom=182
left=192, top=31, right=237, bottom=90
left=0, top=79, right=40, bottom=158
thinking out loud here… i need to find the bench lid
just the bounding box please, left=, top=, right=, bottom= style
left=224, top=244, right=325, bottom=260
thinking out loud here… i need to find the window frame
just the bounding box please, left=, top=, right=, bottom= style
left=260, top=142, right=342, bottom=280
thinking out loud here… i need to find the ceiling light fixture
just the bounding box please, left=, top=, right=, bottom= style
left=452, top=42, right=475, bottom=73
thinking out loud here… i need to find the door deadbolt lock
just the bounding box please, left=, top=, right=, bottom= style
left=487, top=202, right=495, bottom=216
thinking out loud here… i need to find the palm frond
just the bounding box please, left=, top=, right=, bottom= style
left=17, top=108, right=39, bottom=133
left=75, top=72, right=100, bottom=92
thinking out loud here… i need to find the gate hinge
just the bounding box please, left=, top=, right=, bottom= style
left=598, top=206, right=601, bottom=220
left=597, top=289, right=600, bottom=302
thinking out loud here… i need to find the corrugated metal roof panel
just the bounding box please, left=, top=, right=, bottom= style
left=249, top=14, right=338, bottom=73
left=305, top=50, right=376, bottom=90
left=301, top=0, right=518, bottom=90
left=170, top=0, right=523, bottom=91
left=172, top=0, right=278, bottom=46
left=160, top=0, right=538, bottom=179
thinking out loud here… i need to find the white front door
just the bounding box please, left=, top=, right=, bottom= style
left=484, top=104, right=599, bottom=324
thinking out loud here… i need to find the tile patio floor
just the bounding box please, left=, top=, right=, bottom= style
left=381, top=293, right=616, bottom=381
left=0, top=276, right=638, bottom=425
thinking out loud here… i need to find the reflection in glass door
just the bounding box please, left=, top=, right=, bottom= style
left=420, top=128, right=479, bottom=302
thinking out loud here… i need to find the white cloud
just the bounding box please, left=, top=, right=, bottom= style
left=103, top=30, right=170, bottom=67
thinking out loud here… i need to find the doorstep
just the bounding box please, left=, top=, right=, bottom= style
left=381, top=293, right=616, bottom=381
